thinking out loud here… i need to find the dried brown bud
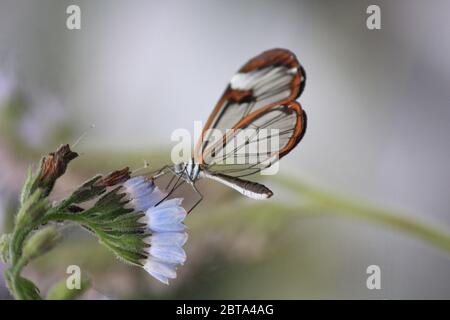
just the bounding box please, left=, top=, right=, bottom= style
left=36, top=144, right=78, bottom=196
left=70, top=168, right=130, bottom=205
left=95, top=167, right=131, bottom=187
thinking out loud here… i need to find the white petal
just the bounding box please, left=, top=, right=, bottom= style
left=128, top=186, right=167, bottom=212
left=128, top=183, right=154, bottom=197
left=149, top=245, right=186, bottom=264
left=151, top=222, right=185, bottom=233
left=151, top=232, right=188, bottom=247
left=149, top=205, right=186, bottom=224
left=155, top=198, right=183, bottom=209
left=147, top=205, right=187, bottom=232
left=130, top=197, right=152, bottom=212
left=145, top=187, right=167, bottom=207
left=132, top=191, right=157, bottom=209
left=143, top=259, right=177, bottom=284
left=150, top=272, right=169, bottom=285
left=123, top=176, right=145, bottom=189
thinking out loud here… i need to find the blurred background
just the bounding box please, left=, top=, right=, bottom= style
left=0, top=0, right=449, bottom=299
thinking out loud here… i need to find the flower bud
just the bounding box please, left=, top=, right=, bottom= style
left=70, top=168, right=131, bottom=205
left=22, top=226, right=60, bottom=263
left=34, top=144, right=78, bottom=197
left=95, top=167, right=131, bottom=187
left=15, top=189, right=50, bottom=229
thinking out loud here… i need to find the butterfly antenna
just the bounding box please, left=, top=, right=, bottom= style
left=132, top=160, right=151, bottom=175
left=72, top=124, right=96, bottom=149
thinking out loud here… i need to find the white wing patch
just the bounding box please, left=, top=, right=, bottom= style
left=230, top=66, right=298, bottom=93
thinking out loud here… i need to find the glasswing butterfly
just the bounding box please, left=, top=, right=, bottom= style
left=152, top=48, right=307, bottom=212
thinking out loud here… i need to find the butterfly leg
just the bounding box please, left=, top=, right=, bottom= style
left=155, top=174, right=183, bottom=205
left=150, top=166, right=202, bottom=213
left=164, top=170, right=178, bottom=190
left=185, top=181, right=203, bottom=214
left=150, top=165, right=170, bottom=180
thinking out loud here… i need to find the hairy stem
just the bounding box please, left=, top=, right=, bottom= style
left=5, top=206, right=85, bottom=299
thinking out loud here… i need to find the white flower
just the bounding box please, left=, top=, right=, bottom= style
left=123, top=176, right=188, bottom=285
left=143, top=198, right=188, bottom=285
left=122, top=176, right=165, bottom=212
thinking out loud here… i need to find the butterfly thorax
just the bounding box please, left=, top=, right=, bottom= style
left=174, top=159, right=201, bottom=183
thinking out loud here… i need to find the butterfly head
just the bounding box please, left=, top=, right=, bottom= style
left=173, top=162, right=186, bottom=175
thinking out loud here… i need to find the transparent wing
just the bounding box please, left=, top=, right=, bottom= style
left=194, top=48, right=306, bottom=163
left=202, top=102, right=307, bottom=177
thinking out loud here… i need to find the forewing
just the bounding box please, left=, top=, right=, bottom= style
left=195, top=48, right=306, bottom=163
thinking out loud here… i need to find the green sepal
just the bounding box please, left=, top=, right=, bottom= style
left=90, top=187, right=129, bottom=216
left=92, top=212, right=146, bottom=232
left=15, top=189, right=49, bottom=229
left=22, top=226, right=60, bottom=264
left=99, top=236, right=147, bottom=266
left=70, top=175, right=107, bottom=205
left=70, top=184, right=150, bottom=267
left=19, top=166, right=38, bottom=205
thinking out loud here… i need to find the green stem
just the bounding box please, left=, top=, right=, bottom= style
left=274, top=175, right=450, bottom=254
left=6, top=207, right=86, bottom=299
left=9, top=257, right=28, bottom=299
left=6, top=228, right=35, bottom=299
left=43, top=211, right=85, bottom=223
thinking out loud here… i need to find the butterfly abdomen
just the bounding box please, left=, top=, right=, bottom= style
left=202, top=171, right=273, bottom=200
